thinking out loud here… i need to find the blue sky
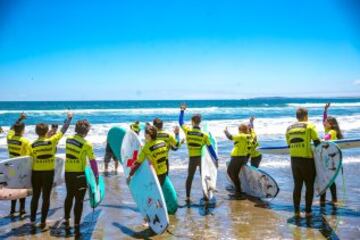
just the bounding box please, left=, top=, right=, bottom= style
left=1, top=0, right=360, bottom=100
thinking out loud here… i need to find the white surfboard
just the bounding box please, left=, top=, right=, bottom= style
left=314, top=142, right=342, bottom=196
left=201, top=124, right=218, bottom=201
left=0, top=155, right=65, bottom=189
left=226, top=162, right=280, bottom=198
left=121, top=130, right=169, bottom=234
left=0, top=187, right=32, bottom=200
left=258, top=138, right=360, bottom=155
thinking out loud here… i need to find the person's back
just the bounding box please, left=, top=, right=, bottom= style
left=286, top=121, right=319, bottom=159
left=128, top=125, right=169, bottom=185
left=225, top=124, right=252, bottom=198
left=64, top=119, right=98, bottom=237
left=30, top=112, right=72, bottom=228
left=178, top=103, right=218, bottom=204
left=6, top=113, right=30, bottom=216
left=285, top=107, right=320, bottom=217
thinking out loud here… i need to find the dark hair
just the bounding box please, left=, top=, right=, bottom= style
left=239, top=124, right=249, bottom=133
left=191, top=114, right=202, bottom=125
left=326, top=116, right=344, bottom=139
left=145, top=125, right=157, bottom=140
left=51, top=124, right=59, bottom=129
left=75, top=120, right=91, bottom=135
left=36, top=123, right=49, bottom=137
left=14, top=122, right=25, bottom=135
left=296, top=107, right=308, bottom=121
left=153, top=118, right=163, bottom=130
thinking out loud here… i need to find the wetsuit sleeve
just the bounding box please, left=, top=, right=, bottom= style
left=179, top=110, right=185, bottom=127
left=136, top=147, right=146, bottom=164
left=50, top=132, right=64, bottom=145
left=7, top=130, right=15, bottom=140
left=285, top=129, right=290, bottom=146
left=224, top=129, right=233, bottom=140
left=323, top=110, right=328, bottom=126
left=86, top=142, right=98, bottom=178
left=205, top=134, right=218, bottom=161
left=24, top=140, right=32, bottom=156
left=129, top=147, right=147, bottom=176
left=10, top=116, right=25, bottom=130
left=310, top=124, right=321, bottom=147
left=179, top=110, right=191, bottom=134
left=207, top=145, right=218, bottom=161
left=60, top=116, right=72, bottom=134
left=169, top=133, right=180, bottom=150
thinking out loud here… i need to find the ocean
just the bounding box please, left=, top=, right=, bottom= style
left=0, top=98, right=359, bottom=239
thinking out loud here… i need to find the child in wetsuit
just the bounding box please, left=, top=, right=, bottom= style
left=320, top=103, right=343, bottom=204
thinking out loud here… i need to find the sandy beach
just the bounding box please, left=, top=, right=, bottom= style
left=1, top=150, right=359, bottom=240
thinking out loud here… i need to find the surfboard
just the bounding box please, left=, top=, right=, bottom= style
left=0, top=155, right=65, bottom=189
left=314, top=141, right=342, bottom=196
left=201, top=124, right=218, bottom=201
left=258, top=138, right=360, bottom=155
left=161, top=176, right=178, bottom=214
left=226, top=161, right=280, bottom=198
left=84, top=165, right=105, bottom=208
left=121, top=130, right=169, bottom=234
left=107, top=127, right=127, bottom=164
left=0, top=187, right=32, bottom=200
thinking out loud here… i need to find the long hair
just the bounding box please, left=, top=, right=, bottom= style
left=326, top=116, right=343, bottom=139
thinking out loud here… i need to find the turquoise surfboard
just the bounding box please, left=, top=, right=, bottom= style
left=107, top=127, right=127, bottom=164
left=162, top=176, right=178, bottom=214
left=85, top=166, right=105, bottom=208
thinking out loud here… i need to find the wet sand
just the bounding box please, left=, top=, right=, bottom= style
left=0, top=157, right=359, bottom=239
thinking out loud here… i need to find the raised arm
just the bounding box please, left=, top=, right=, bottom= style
left=60, top=112, right=73, bottom=134
left=10, top=113, right=26, bottom=130
left=323, top=103, right=330, bottom=126
left=224, top=127, right=233, bottom=140
left=179, top=103, right=186, bottom=127
left=248, top=116, right=255, bottom=130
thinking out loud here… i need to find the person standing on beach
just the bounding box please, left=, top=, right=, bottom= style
left=104, top=141, right=119, bottom=175
left=30, top=112, right=73, bottom=228
left=6, top=113, right=31, bottom=217
left=248, top=117, right=262, bottom=168
left=224, top=124, right=252, bottom=198
left=178, top=103, right=218, bottom=205
left=64, top=119, right=99, bottom=237
left=153, top=117, right=181, bottom=174
left=286, top=107, right=320, bottom=217
left=127, top=125, right=169, bottom=186
left=320, top=103, right=343, bottom=205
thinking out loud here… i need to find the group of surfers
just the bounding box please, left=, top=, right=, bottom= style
left=0, top=102, right=343, bottom=236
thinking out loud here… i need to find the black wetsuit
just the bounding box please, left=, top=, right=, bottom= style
left=291, top=157, right=316, bottom=213
left=250, top=155, right=262, bottom=168
left=30, top=170, right=54, bottom=223
left=64, top=172, right=87, bottom=225
left=227, top=156, right=249, bottom=193
left=186, top=156, right=201, bottom=198
left=320, top=183, right=337, bottom=202
left=11, top=198, right=25, bottom=214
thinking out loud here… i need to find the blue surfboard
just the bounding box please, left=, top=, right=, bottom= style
left=85, top=166, right=105, bottom=208
left=107, top=127, right=127, bottom=164
left=162, top=176, right=178, bottom=214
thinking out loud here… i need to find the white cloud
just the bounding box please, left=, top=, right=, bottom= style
left=354, top=80, right=360, bottom=86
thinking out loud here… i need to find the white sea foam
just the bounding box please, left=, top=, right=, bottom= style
left=1, top=114, right=359, bottom=150
left=287, top=102, right=360, bottom=108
